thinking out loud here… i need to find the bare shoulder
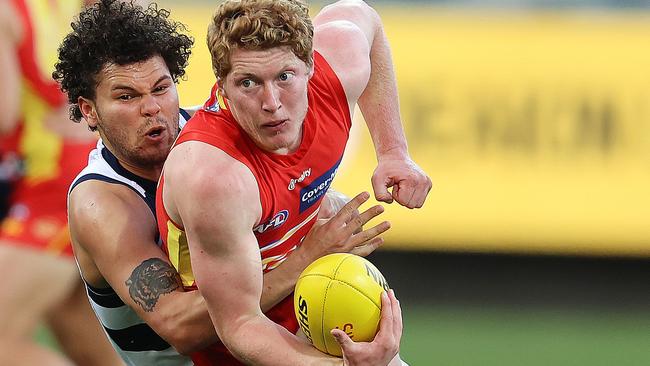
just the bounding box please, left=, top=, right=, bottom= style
left=313, top=0, right=379, bottom=47
left=69, top=180, right=155, bottom=249
left=69, top=179, right=150, bottom=219
left=314, top=0, right=378, bottom=31
left=313, top=19, right=368, bottom=62
left=165, top=141, right=257, bottom=196
left=163, top=141, right=261, bottom=226
left=69, top=179, right=158, bottom=286
left=313, top=0, right=376, bottom=104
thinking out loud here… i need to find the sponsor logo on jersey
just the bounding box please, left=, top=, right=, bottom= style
left=253, top=209, right=290, bottom=234
left=288, top=168, right=312, bottom=190
left=299, top=159, right=341, bottom=213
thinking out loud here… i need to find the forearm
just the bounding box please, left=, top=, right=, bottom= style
left=154, top=291, right=219, bottom=354
left=197, top=262, right=341, bottom=365
left=190, top=238, right=337, bottom=365
left=260, top=248, right=312, bottom=312
left=357, top=11, right=408, bottom=160
left=111, top=259, right=218, bottom=354
left=221, top=313, right=341, bottom=366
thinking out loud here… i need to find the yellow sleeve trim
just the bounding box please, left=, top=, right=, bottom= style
left=166, top=221, right=196, bottom=287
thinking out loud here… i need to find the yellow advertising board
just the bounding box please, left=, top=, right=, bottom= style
left=167, top=4, right=650, bottom=256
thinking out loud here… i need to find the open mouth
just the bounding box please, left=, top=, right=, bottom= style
left=145, top=126, right=166, bottom=138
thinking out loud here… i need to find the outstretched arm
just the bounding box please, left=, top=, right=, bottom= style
left=314, top=0, right=431, bottom=209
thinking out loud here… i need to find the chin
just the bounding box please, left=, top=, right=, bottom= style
left=267, top=139, right=295, bottom=153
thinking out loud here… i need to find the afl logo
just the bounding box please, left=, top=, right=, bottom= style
left=253, top=210, right=289, bottom=234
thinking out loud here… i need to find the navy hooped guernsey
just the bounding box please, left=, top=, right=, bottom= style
left=67, top=110, right=192, bottom=366
left=157, top=51, right=352, bottom=365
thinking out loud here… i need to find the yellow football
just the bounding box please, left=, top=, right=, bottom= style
left=294, top=253, right=390, bottom=356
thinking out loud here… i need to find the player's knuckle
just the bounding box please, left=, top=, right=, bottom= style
left=351, top=215, right=364, bottom=227
left=341, top=205, right=355, bottom=217
left=358, top=231, right=372, bottom=242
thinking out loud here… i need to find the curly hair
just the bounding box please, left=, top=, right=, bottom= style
left=207, top=0, right=313, bottom=80
left=53, top=0, right=193, bottom=126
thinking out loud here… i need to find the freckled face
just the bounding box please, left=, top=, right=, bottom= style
left=221, top=47, right=312, bottom=154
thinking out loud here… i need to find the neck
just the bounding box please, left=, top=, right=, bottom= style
left=117, top=158, right=162, bottom=182
left=100, top=138, right=163, bottom=182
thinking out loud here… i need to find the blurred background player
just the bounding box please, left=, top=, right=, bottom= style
left=0, top=0, right=124, bottom=365
left=0, top=0, right=23, bottom=220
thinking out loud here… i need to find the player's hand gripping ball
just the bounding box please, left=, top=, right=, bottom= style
left=294, top=253, right=390, bottom=356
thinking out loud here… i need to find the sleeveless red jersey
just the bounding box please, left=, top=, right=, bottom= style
left=157, top=52, right=351, bottom=365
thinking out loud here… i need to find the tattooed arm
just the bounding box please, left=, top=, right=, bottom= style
left=125, top=258, right=183, bottom=312
left=68, top=180, right=218, bottom=354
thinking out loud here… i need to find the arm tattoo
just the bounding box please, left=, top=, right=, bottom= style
left=125, top=258, right=182, bottom=312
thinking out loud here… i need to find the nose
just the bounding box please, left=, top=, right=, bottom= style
left=141, top=94, right=161, bottom=117
left=261, top=84, right=281, bottom=113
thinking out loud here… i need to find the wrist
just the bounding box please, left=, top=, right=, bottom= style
left=376, top=145, right=409, bottom=162
left=285, top=243, right=313, bottom=274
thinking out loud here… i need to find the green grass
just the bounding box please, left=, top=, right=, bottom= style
left=401, top=304, right=650, bottom=366
left=36, top=304, right=650, bottom=365
left=34, top=325, right=61, bottom=352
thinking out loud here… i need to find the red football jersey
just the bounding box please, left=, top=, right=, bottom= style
left=157, top=51, right=351, bottom=365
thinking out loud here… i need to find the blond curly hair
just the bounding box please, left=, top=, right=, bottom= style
left=207, top=0, right=314, bottom=80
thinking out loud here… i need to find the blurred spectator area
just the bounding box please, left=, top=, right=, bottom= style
left=162, top=0, right=650, bottom=257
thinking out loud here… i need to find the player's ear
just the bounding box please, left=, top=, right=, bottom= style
left=307, top=60, right=315, bottom=79
left=78, top=97, right=98, bottom=130
left=217, top=78, right=228, bottom=99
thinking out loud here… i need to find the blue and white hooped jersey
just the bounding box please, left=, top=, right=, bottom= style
left=67, top=109, right=192, bottom=366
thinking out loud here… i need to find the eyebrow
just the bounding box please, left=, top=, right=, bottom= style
left=110, top=75, right=172, bottom=92
left=232, top=72, right=258, bottom=79
left=233, top=67, right=296, bottom=81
